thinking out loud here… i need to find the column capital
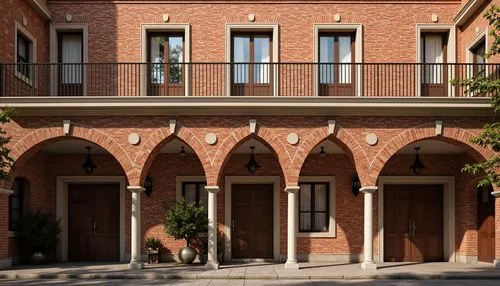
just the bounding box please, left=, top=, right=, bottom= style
left=205, top=185, right=220, bottom=193
left=127, top=186, right=145, bottom=193
left=491, top=191, right=500, bottom=198
left=285, top=186, right=300, bottom=193
left=360, top=186, right=377, bottom=194
left=0, top=188, right=13, bottom=196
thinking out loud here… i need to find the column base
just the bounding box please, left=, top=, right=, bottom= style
left=205, top=261, right=220, bottom=270
left=0, top=258, right=12, bottom=270
left=494, top=260, right=500, bottom=269
left=285, top=260, right=299, bottom=270
left=361, top=261, right=377, bottom=270
left=128, top=261, right=144, bottom=270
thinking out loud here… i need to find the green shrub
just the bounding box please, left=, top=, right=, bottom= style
left=163, top=198, right=208, bottom=247
left=145, top=237, right=163, bottom=250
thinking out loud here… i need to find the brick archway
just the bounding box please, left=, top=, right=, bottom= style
left=289, top=125, right=370, bottom=186
left=2, top=124, right=134, bottom=189
left=368, top=124, right=494, bottom=185
left=210, top=124, right=291, bottom=186
left=133, top=125, right=211, bottom=186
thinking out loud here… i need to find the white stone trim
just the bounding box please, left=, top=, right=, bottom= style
left=377, top=176, right=456, bottom=263
left=140, top=24, right=191, bottom=97
left=56, top=176, right=127, bottom=262
left=225, top=24, right=279, bottom=97
left=14, top=21, right=37, bottom=87
left=0, top=188, right=13, bottom=195
left=491, top=190, right=500, bottom=197
left=224, top=176, right=280, bottom=261
left=28, top=0, right=51, bottom=20
left=49, top=23, right=89, bottom=96
left=454, top=0, right=488, bottom=26
left=297, top=176, right=336, bottom=238
left=313, top=24, right=363, bottom=97
left=466, top=27, right=488, bottom=64
left=416, top=24, right=457, bottom=97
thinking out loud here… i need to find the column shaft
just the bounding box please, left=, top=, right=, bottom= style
left=285, top=186, right=299, bottom=270
left=205, top=186, right=220, bottom=270
left=360, top=186, right=377, bottom=270
left=493, top=191, right=500, bottom=268
left=128, top=186, right=145, bottom=270
left=0, top=189, right=13, bottom=269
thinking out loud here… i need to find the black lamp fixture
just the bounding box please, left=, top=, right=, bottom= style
left=245, top=146, right=261, bottom=174
left=144, top=176, right=153, bottom=196
left=82, top=146, right=97, bottom=174
left=410, top=147, right=425, bottom=175
left=352, top=175, right=361, bottom=196
left=179, top=145, right=187, bottom=156
left=319, top=146, right=326, bottom=158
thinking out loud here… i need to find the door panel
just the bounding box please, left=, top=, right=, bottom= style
left=232, top=184, right=273, bottom=258
left=478, top=185, right=495, bottom=263
left=68, top=183, right=120, bottom=262
left=384, top=184, right=443, bottom=262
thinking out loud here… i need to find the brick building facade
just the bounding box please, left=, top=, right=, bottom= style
left=0, top=0, right=499, bottom=271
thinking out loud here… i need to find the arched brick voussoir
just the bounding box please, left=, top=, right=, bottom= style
left=7, top=124, right=135, bottom=186
left=289, top=125, right=370, bottom=186
left=134, top=125, right=212, bottom=186
left=210, top=124, right=292, bottom=186
left=368, top=124, right=494, bottom=184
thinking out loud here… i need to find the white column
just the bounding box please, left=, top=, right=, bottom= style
left=0, top=188, right=13, bottom=269
left=205, top=186, right=220, bottom=270
left=285, top=186, right=300, bottom=270
left=128, top=186, right=145, bottom=270
left=360, top=186, right=377, bottom=270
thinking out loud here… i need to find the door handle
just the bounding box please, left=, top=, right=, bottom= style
left=232, top=219, right=235, bottom=233
left=408, top=221, right=412, bottom=236
left=412, top=222, right=416, bottom=237
left=93, top=221, right=97, bottom=236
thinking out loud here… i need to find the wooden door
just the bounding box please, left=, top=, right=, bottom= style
left=384, top=184, right=443, bottom=262
left=421, top=33, right=448, bottom=97
left=68, top=183, right=120, bottom=262
left=231, top=184, right=273, bottom=258
left=478, top=185, right=495, bottom=263
left=58, top=32, right=83, bottom=96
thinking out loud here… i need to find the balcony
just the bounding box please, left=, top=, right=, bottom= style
left=1, top=63, right=498, bottom=98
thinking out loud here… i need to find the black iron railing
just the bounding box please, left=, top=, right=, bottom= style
left=0, top=63, right=498, bottom=97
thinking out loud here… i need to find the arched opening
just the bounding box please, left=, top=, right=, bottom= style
left=140, top=138, right=208, bottom=262
left=217, top=136, right=286, bottom=262
left=296, top=137, right=363, bottom=263
left=9, top=138, right=128, bottom=264
left=377, top=138, right=492, bottom=264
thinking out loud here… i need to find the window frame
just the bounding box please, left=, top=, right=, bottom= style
left=297, top=176, right=336, bottom=238
left=57, top=31, right=84, bottom=96
left=14, top=22, right=36, bottom=85
left=9, top=178, right=24, bottom=232
left=298, top=182, right=330, bottom=232
left=181, top=181, right=207, bottom=209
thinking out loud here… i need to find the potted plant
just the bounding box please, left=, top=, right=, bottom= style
left=15, top=210, right=62, bottom=264
left=163, top=198, right=208, bottom=264
left=145, top=237, right=163, bottom=264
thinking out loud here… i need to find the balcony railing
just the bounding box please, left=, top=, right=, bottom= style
left=1, top=63, right=498, bottom=97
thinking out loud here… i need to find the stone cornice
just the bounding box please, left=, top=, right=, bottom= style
left=454, top=0, right=488, bottom=26
left=29, top=0, right=51, bottom=20
left=0, top=96, right=493, bottom=117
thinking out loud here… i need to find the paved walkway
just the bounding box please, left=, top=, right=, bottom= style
left=0, top=262, right=499, bottom=280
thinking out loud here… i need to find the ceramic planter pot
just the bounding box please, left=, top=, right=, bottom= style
left=178, top=246, right=196, bottom=264
left=29, top=252, right=47, bottom=264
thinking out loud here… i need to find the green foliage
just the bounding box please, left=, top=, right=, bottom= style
left=163, top=198, right=208, bottom=247
left=453, top=5, right=500, bottom=187
left=0, top=108, right=14, bottom=180
left=15, top=211, right=62, bottom=256
left=144, top=237, right=163, bottom=250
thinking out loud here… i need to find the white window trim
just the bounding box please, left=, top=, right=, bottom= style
left=465, top=28, right=489, bottom=97
left=175, top=176, right=208, bottom=237
left=15, top=22, right=37, bottom=86
left=49, top=23, right=89, bottom=96
left=313, top=24, right=363, bottom=97
left=140, top=24, right=191, bottom=97
left=416, top=24, right=456, bottom=97
left=225, top=24, right=279, bottom=97
left=297, top=176, right=336, bottom=238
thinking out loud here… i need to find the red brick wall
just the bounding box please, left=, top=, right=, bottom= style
left=0, top=194, right=8, bottom=261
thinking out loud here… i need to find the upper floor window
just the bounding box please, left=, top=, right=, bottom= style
left=471, top=39, right=486, bottom=76
left=182, top=182, right=208, bottom=210
left=299, top=182, right=329, bottom=232
left=231, top=32, right=272, bottom=96
left=148, top=32, right=184, bottom=96
left=318, top=32, right=355, bottom=96
left=9, top=178, right=24, bottom=231
left=16, top=32, right=33, bottom=79
left=421, top=32, right=448, bottom=96
left=58, top=32, right=83, bottom=96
